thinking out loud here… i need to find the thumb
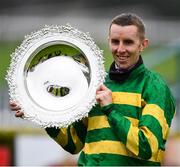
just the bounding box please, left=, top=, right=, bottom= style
left=99, top=84, right=108, bottom=91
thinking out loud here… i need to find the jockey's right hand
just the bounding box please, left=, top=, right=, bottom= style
left=9, top=101, right=24, bottom=118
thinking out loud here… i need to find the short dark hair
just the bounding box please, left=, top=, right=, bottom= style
left=110, top=13, right=146, bottom=40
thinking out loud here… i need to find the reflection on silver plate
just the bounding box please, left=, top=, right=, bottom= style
left=6, top=24, right=106, bottom=128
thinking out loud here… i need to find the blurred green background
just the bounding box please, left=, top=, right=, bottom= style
left=1, top=41, right=179, bottom=90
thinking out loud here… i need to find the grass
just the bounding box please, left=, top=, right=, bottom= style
left=0, top=41, right=21, bottom=87
left=152, top=55, right=178, bottom=85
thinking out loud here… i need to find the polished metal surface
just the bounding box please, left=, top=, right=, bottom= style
left=6, top=25, right=105, bottom=127
left=25, top=42, right=90, bottom=111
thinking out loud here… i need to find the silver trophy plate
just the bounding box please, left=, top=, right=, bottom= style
left=6, top=24, right=106, bottom=128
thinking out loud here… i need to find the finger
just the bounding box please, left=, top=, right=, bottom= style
left=96, top=94, right=101, bottom=102
left=97, top=84, right=109, bottom=92
left=100, top=84, right=107, bottom=90
left=100, top=84, right=109, bottom=91
left=96, top=85, right=102, bottom=92
left=96, top=90, right=106, bottom=95
left=10, top=106, right=21, bottom=111
left=96, top=94, right=104, bottom=102
left=15, top=111, right=24, bottom=118
left=96, top=84, right=107, bottom=93
left=9, top=101, right=17, bottom=107
left=96, top=94, right=101, bottom=99
left=9, top=101, right=21, bottom=111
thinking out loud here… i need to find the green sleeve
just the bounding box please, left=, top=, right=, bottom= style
left=102, top=79, right=176, bottom=160
left=45, top=117, right=88, bottom=154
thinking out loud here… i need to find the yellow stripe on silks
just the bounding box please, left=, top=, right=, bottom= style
left=83, top=140, right=162, bottom=163
left=83, top=140, right=134, bottom=157
left=155, top=149, right=164, bottom=163
left=125, top=116, right=139, bottom=156
left=88, top=116, right=110, bottom=131
left=142, top=104, right=169, bottom=139
left=55, top=128, right=68, bottom=147
left=124, top=116, right=162, bottom=162
left=112, top=92, right=141, bottom=107
left=125, top=116, right=139, bottom=126
left=140, top=126, right=159, bottom=162
left=70, top=126, right=84, bottom=153
left=126, top=124, right=139, bottom=156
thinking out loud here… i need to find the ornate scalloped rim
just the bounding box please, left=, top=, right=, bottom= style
left=6, top=24, right=106, bottom=128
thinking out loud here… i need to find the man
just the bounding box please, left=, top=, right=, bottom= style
left=10, top=13, right=176, bottom=166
